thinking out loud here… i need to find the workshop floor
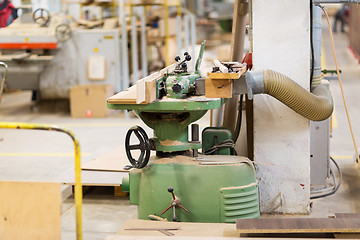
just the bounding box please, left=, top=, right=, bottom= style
left=0, top=22, right=360, bottom=239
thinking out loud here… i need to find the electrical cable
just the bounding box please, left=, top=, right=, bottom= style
left=233, top=94, right=243, bottom=142
left=310, top=0, right=315, bottom=87
left=310, top=166, right=337, bottom=194
left=311, top=156, right=342, bottom=199
left=203, top=139, right=238, bottom=156
left=320, top=6, right=360, bottom=162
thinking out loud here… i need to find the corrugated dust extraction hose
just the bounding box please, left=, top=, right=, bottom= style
left=251, top=69, right=333, bottom=121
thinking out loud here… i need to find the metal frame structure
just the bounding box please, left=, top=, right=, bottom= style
left=0, top=63, right=83, bottom=240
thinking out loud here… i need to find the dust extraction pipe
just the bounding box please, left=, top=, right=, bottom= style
left=246, top=69, right=333, bottom=121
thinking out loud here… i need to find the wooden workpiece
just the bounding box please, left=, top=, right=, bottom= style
left=114, top=219, right=239, bottom=237
left=108, top=64, right=176, bottom=105
left=106, top=219, right=348, bottom=240
left=236, top=218, right=360, bottom=234
left=205, top=78, right=233, bottom=98
left=0, top=181, right=61, bottom=240
left=205, top=62, right=247, bottom=98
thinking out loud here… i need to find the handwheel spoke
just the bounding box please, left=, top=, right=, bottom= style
left=139, top=150, right=145, bottom=162
left=134, top=130, right=143, bottom=141
left=129, top=144, right=141, bottom=150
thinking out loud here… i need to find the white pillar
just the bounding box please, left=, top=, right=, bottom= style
left=252, top=0, right=311, bottom=214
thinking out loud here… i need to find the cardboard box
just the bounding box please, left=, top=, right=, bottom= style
left=70, top=84, right=113, bottom=118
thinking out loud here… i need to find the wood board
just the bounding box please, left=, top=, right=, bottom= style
left=82, top=145, right=156, bottom=172
left=59, top=168, right=128, bottom=186
left=115, top=219, right=239, bottom=237
left=334, top=213, right=360, bottom=219
left=136, top=79, right=146, bottom=104
left=333, top=213, right=360, bottom=239
left=236, top=218, right=360, bottom=234
left=108, top=63, right=176, bottom=105
left=106, top=236, right=336, bottom=240
left=107, top=236, right=249, bottom=240
left=0, top=181, right=61, bottom=240
left=108, top=85, right=137, bottom=104
left=82, top=146, right=129, bottom=172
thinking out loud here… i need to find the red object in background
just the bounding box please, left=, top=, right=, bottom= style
left=349, top=46, right=360, bottom=64
left=0, top=42, right=58, bottom=49
left=242, top=52, right=253, bottom=70
left=86, top=110, right=92, bottom=118
left=0, top=0, right=16, bottom=28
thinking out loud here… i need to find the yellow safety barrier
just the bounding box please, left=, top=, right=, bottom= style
left=0, top=62, right=8, bottom=104
left=0, top=122, right=83, bottom=240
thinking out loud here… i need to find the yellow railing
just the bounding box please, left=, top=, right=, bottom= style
left=0, top=122, right=83, bottom=240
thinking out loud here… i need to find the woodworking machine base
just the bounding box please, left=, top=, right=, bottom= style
left=122, top=155, right=260, bottom=223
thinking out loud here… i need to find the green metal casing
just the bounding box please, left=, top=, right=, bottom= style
left=165, top=73, right=198, bottom=99
left=124, top=156, right=260, bottom=223
left=108, top=98, right=224, bottom=152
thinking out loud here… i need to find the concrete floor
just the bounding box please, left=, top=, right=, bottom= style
left=0, top=22, right=360, bottom=239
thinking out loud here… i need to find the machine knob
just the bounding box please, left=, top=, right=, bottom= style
left=172, top=83, right=182, bottom=94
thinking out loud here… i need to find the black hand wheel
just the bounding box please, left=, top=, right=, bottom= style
left=33, top=8, right=50, bottom=27
left=125, top=126, right=151, bottom=168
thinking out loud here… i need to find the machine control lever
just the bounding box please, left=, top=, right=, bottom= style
left=161, top=186, right=189, bottom=222
left=174, top=52, right=192, bottom=73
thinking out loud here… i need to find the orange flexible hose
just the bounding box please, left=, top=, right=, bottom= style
left=321, top=6, right=360, bottom=163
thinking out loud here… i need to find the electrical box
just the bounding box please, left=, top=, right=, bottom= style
left=202, top=127, right=233, bottom=155
left=74, top=29, right=121, bottom=92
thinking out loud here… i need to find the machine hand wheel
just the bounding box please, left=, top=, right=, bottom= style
left=125, top=126, right=151, bottom=168
left=33, top=8, right=50, bottom=27
left=55, top=24, right=72, bottom=42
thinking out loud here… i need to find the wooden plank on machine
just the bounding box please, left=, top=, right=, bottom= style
left=0, top=181, right=61, bottom=240
left=159, top=63, right=176, bottom=75
left=136, top=79, right=146, bottom=104
left=236, top=218, right=360, bottom=234
left=145, top=72, right=160, bottom=103
left=213, top=59, right=228, bottom=73
left=138, top=72, right=160, bottom=104
left=107, top=85, right=137, bottom=104
left=205, top=78, right=232, bottom=98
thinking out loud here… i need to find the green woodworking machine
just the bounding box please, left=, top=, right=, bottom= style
left=107, top=42, right=260, bottom=223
